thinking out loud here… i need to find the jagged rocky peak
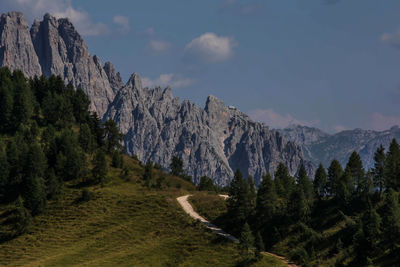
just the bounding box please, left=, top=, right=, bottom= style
left=127, top=72, right=143, bottom=90
left=104, top=61, right=123, bottom=93
left=0, top=12, right=42, bottom=77
left=29, top=13, right=116, bottom=117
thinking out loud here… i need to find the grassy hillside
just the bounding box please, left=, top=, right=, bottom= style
left=0, top=156, right=284, bottom=266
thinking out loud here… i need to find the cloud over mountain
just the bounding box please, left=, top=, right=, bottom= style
left=184, top=32, right=235, bottom=63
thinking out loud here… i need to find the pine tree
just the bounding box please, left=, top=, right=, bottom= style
left=103, top=119, right=123, bottom=152
left=227, top=169, right=254, bottom=234
left=297, top=163, right=314, bottom=204
left=274, top=162, right=295, bottom=199
left=345, top=151, right=364, bottom=194
left=239, top=222, right=255, bottom=259
left=373, top=145, right=386, bottom=196
left=143, top=159, right=153, bottom=188
left=289, top=187, right=310, bottom=222
left=23, top=175, right=46, bottom=216
left=384, top=139, right=400, bottom=190
left=336, top=169, right=353, bottom=207
left=92, top=150, right=108, bottom=185
left=313, top=163, right=327, bottom=199
left=13, top=196, right=32, bottom=235
left=198, top=176, right=215, bottom=191
left=327, top=159, right=343, bottom=196
left=362, top=207, right=381, bottom=252
left=11, top=70, right=34, bottom=128
left=45, top=168, right=63, bottom=199
left=382, top=189, right=400, bottom=252
left=256, top=173, right=277, bottom=226
left=248, top=175, right=257, bottom=213
left=254, top=231, right=265, bottom=260
left=0, top=68, right=14, bottom=133
left=78, top=123, right=95, bottom=152
left=170, top=156, right=184, bottom=177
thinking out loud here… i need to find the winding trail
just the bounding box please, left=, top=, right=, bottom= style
left=177, top=194, right=300, bottom=267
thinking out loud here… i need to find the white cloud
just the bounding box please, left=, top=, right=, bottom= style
left=184, top=32, right=236, bottom=63
left=248, top=109, right=320, bottom=129
left=2, top=0, right=108, bottom=36
left=369, top=112, right=400, bottom=131
left=142, top=74, right=195, bottom=89
left=113, top=15, right=130, bottom=34
left=381, top=29, right=400, bottom=48
left=149, top=40, right=171, bottom=53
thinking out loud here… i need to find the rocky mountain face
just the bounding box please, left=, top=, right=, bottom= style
left=0, top=12, right=115, bottom=117
left=0, top=12, right=42, bottom=78
left=105, top=74, right=308, bottom=185
left=0, top=11, right=311, bottom=185
left=280, top=125, right=400, bottom=170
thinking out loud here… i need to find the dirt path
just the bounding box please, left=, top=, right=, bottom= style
left=177, top=194, right=300, bottom=267
left=176, top=195, right=238, bottom=242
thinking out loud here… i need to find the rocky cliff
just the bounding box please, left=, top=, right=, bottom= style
left=105, top=74, right=308, bottom=185
left=0, top=12, right=42, bottom=78
left=281, top=125, right=400, bottom=170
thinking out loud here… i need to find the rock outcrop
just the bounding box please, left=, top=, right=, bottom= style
left=0, top=12, right=42, bottom=77
left=105, top=74, right=308, bottom=185
left=30, top=13, right=115, bottom=117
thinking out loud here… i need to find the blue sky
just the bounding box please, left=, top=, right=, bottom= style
left=2, top=0, right=400, bottom=133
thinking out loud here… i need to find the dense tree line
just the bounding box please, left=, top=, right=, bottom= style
left=225, top=139, right=400, bottom=265
left=0, top=67, right=124, bottom=238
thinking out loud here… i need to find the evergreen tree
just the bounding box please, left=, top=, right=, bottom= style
left=362, top=207, right=381, bottom=252
left=382, top=189, right=400, bottom=252
left=345, top=151, right=364, bottom=194
left=198, top=176, right=215, bottom=191
left=23, top=175, right=46, bottom=216
left=327, top=159, right=343, bottom=196
left=0, top=68, right=14, bottom=133
left=92, top=150, right=108, bottom=185
left=143, top=159, right=153, bottom=188
left=13, top=196, right=32, bottom=235
left=384, top=139, right=400, bottom=190
left=103, top=119, right=123, bottom=152
left=289, top=187, right=310, bottom=223
left=111, top=149, right=123, bottom=168
left=11, top=70, right=34, bottom=128
left=227, top=169, right=254, bottom=234
left=297, top=163, right=314, bottom=204
left=71, top=88, right=90, bottom=123
left=248, top=175, right=257, bottom=213
left=45, top=168, right=63, bottom=199
left=313, top=163, right=327, bottom=199
left=24, top=142, right=47, bottom=179
left=78, top=123, right=95, bottom=152
left=239, top=222, right=255, bottom=259
left=373, top=145, right=386, bottom=196
left=255, top=173, right=277, bottom=228
left=170, top=156, right=184, bottom=177
left=336, top=169, right=353, bottom=207
left=274, top=162, right=295, bottom=199
left=254, top=231, right=265, bottom=260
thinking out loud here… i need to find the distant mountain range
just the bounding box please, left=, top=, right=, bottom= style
left=280, top=125, right=400, bottom=170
